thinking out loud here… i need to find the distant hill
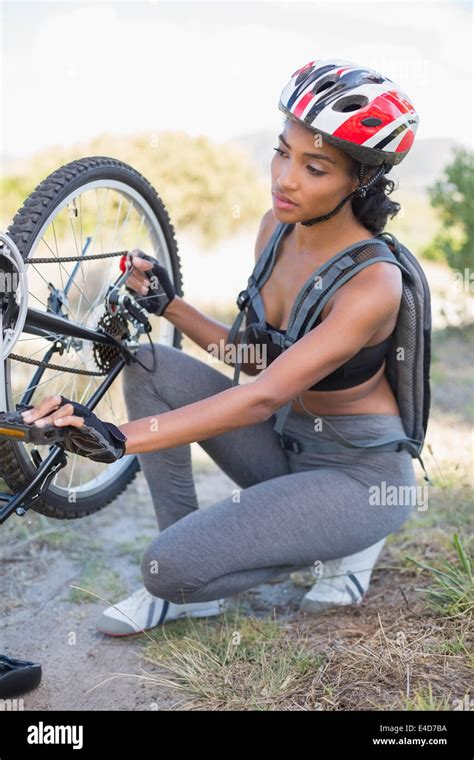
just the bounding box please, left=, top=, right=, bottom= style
left=2, top=134, right=465, bottom=194
left=227, top=132, right=467, bottom=194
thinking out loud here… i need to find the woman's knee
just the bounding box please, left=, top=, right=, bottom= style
left=122, top=342, right=179, bottom=405
left=123, top=342, right=174, bottom=382
left=140, top=537, right=204, bottom=604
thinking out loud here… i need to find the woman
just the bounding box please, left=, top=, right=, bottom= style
left=21, top=59, right=421, bottom=635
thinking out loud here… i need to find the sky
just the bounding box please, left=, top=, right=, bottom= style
left=1, top=0, right=472, bottom=161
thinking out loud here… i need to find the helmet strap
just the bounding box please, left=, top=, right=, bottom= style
left=358, top=163, right=367, bottom=184
left=301, top=162, right=388, bottom=226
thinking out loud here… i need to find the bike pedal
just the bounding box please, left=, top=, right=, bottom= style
left=0, top=410, right=67, bottom=445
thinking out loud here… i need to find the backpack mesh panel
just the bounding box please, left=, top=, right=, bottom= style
left=385, top=283, right=418, bottom=442
left=297, top=241, right=395, bottom=333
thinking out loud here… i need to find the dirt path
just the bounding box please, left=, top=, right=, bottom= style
left=1, top=456, right=305, bottom=710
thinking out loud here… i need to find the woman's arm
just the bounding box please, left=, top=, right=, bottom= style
left=162, top=211, right=277, bottom=366
left=127, top=255, right=241, bottom=366
left=127, top=212, right=276, bottom=376
left=20, top=376, right=273, bottom=457
left=251, top=261, right=403, bottom=412
left=119, top=380, right=272, bottom=455
left=121, top=261, right=402, bottom=456
left=163, top=296, right=239, bottom=361
left=164, top=294, right=265, bottom=376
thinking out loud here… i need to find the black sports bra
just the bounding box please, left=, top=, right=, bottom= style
left=245, top=285, right=394, bottom=392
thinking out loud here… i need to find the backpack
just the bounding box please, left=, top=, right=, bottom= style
left=227, top=222, right=432, bottom=483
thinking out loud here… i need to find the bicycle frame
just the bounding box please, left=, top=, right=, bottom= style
left=0, top=235, right=145, bottom=525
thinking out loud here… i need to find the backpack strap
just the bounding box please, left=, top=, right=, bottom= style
left=244, top=222, right=289, bottom=325
left=227, top=223, right=287, bottom=385
left=289, top=243, right=412, bottom=342
left=277, top=427, right=432, bottom=483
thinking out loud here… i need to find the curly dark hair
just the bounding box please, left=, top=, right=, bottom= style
left=348, top=158, right=401, bottom=235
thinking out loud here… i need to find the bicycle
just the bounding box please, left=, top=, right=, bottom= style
left=0, top=156, right=184, bottom=525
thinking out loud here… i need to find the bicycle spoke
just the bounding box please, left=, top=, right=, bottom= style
left=9, top=341, right=60, bottom=368
left=11, top=368, right=76, bottom=401
left=27, top=290, right=49, bottom=310
left=51, top=220, right=66, bottom=294
left=68, top=212, right=89, bottom=323
left=15, top=335, right=58, bottom=343
left=34, top=234, right=95, bottom=312
left=2, top=158, right=179, bottom=505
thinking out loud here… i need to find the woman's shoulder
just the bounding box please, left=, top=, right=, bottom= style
left=254, top=210, right=282, bottom=263
left=331, top=252, right=403, bottom=316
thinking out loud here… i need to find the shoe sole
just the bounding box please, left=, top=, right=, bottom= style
left=300, top=596, right=364, bottom=614
left=97, top=604, right=224, bottom=637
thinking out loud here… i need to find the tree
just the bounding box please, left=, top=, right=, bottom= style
left=422, top=148, right=474, bottom=278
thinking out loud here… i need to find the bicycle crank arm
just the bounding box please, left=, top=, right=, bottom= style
left=0, top=410, right=67, bottom=446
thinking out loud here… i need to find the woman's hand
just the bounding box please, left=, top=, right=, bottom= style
left=21, top=395, right=85, bottom=429
left=124, top=249, right=176, bottom=315
left=20, top=395, right=127, bottom=463
left=123, top=252, right=155, bottom=299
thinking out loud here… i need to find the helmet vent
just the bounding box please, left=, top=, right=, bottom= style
left=312, top=80, right=336, bottom=95
left=361, top=116, right=383, bottom=127
left=295, top=66, right=315, bottom=86
left=332, top=94, right=369, bottom=112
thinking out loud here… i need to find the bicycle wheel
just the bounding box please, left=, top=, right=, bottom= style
left=0, top=156, right=183, bottom=519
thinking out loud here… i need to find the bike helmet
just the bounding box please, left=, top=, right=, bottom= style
left=278, top=58, right=420, bottom=225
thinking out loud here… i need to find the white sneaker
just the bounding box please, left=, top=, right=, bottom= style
left=299, top=538, right=386, bottom=614
left=96, top=587, right=226, bottom=636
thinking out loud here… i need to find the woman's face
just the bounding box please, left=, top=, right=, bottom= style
left=271, top=119, right=359, bottom=221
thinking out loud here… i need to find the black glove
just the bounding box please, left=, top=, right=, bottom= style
left=30, top=396, right=128, bottom=463
left=126, top=251, right=176, bottom=316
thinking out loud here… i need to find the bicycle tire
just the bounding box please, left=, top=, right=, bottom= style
left=0, top=156, right=183, bottom=520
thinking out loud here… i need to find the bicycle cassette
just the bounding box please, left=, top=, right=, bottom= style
left=93, top=311, right=130, bottom=373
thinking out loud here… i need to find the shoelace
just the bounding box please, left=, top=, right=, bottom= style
left=315, top=561, right=358, bottom=583
left=116, top=587, right=156, bottom=615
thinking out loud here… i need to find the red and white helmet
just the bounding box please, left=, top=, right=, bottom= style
left=279, top=58, right=420, bottom=168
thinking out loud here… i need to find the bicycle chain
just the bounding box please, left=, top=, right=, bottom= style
left=8, top=352, right=109, bottom=376
left=24, top=251, right=128, bottom=264
left=7, top=249, right=135, bottom=375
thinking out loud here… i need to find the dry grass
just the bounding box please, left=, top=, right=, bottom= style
left=135, top=588, right=472, bottom=711
left=139, top=611, right=327, bottom=711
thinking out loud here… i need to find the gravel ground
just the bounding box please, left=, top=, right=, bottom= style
left=1, top=452, right=306, bottom=711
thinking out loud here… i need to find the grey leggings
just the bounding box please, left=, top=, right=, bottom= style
left=122, top=343, right=417, bottom=604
